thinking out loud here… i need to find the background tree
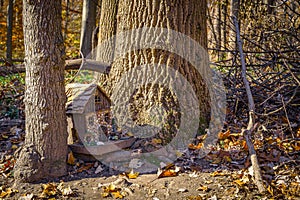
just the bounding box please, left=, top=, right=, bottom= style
left=6, top=0, right=13, bottom=63
left=80, top=0, right=98, bottom=57
left=14, top=0, right=68, bottom=183
left=97, top=0, right=209, bottom=146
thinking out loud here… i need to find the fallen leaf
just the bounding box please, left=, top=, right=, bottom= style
left=210, top=171, right=226, bottom=177
left=157, top=166, right=180, bottom=178
left=111, top=191, right=124, bottom=199
left=67, top=151, right=75, bottom=165
left=188, top=142, right=203, bottom=150
left=267, top=185, right=274, bottom=196
left=57, top=182, right=74, bottom=196
left=218, top=129, right=231, bottom=140
left=125, top=169, right=139, bottom=179
left=77, top=163, right=93, bottom=173
left=101, top=192, right=110, bottom=198
left=187, top=196, right=203, bottom=200
left=0, top=188, right=13, bottom=198
left=233, top=179, right=246, bottom=187
left=40, top=183, right=57, bottom=198
left=197, top=185, right=208, bottom=192
left=152, top=138, right=162, bottom=144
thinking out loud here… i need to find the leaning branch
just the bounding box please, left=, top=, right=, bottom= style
left=0, top=59, right=82, bottom=75
left=232, top=16, right=266, bottom=193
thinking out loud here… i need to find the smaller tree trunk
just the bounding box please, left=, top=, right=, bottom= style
left=80, top=0, right=97, bottom=57
left=6, top=0, right=13, bottom=63
left=14, top=0, right=67, bottom=183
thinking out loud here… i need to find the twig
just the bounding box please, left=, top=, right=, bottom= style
left=280, top=95, right=294, bottom=137
left=232, top=15, right=266, bottom=193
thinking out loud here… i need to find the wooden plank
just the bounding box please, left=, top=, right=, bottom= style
left=68, top=137, right=136, bottom=156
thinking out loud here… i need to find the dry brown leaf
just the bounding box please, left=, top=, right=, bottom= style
left=67, top=151, right=75, bottom=165
left=157, top=166, right=180, bottom=178
left=218, top=129, right=231, bottom=140
left=187, top=195, right=203, bottom=200
left=76, top=163, right=93, bottom=173
left=188, top=142, right=203, bottom=150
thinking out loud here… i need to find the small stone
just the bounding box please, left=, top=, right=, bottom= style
left=95, top=165, right=103, bottom=174
left=178, top=188, right=188, bottom=193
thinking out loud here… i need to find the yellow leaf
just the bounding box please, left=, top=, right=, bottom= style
left=152, top=138, right=162, bottom=144
left=126, top=132, right=134, bottom=137
left=210, top=171, right=226, bottom=177
left=223, top=155, right=232, bottom=163
left=102, top=184, right=119, bottom=193
left=41, top=183, right=57, bottom=197
left=267, top=185, right=274, bottom=196
left=126, top=169, right=139, bottom=179
left=67, top=151, right=75, bottom=165
left=197, top=185, right=208, bottom=191
left=0, top=188, right=17, bottom=198
left=101, top=192, right=110, bottom=197
left=234, top=179, right=245, bottom=187
left=111, top=191, right=124, bottom=199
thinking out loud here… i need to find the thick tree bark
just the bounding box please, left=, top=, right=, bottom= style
left=95, top=0, right=118, bottom=87
left=14, top=0, right=68, bottom=183
left=98, top=0, right=209, bottom=145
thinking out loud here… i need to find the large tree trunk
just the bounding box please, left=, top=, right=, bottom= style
left=98, top=0, right=209, bottom=147
left=14, top=0, right=67, bottom=183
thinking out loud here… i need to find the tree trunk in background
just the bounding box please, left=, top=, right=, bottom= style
left=14, top=0, right=67, bottom=183
left=222, top=0, right=228, bottom=51
left=98, top=0, right=209, bottom=145
left=63, top=0, right=70, bottom=40
left=6, top=0, right=13, bottom=62
left=216, top=0, right=222, bottom=59
left=229, top=0, right=239, bottom=60
left=96, top=0, right=118, bottom=87
left=80, top=0, right=97, bottom=57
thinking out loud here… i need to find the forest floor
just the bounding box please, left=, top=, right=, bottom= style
left=0, top=77, right=300, bottom=199
left=0, top=119, right=300, bottom=199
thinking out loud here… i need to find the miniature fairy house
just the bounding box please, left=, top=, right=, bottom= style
left=65, top=83, right=111, bottom=145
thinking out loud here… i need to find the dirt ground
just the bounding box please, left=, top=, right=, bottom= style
left=3, top=169, right=264, bottom=200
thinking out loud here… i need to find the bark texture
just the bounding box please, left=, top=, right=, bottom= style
left=98, top=0, right=209, bottom=145
left=14, top=0, right=67, bottom=183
